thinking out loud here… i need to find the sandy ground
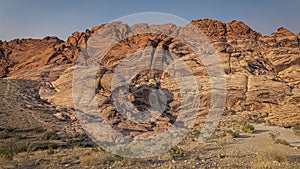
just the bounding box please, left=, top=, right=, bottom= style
left=0, top=79, right=299, bottom=168
left=0, top=122, right=299, bottom=169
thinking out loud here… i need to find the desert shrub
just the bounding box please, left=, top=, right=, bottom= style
left=75, top=134, right=86, bottom=141
left=65, top=134, right=94, bottom=148
left=227, top=130, right=240, bottom=138
left=15, top=134, right=27, bottom=140
left=274, top=139, right=290, bottom=146
left=42, top=132, right=60, bottom=140
left=169, top=146, right=184, bottom=158
left=33, top=126, right=45, bottom=133
left=5, top=127, right=14, bottom=133
left=0, top=133, right=10, bottom=139
left=91, top=142, right=105, bottom=152
left=47, top=148, right=55, bottom=155
left=27, top=143, right=49, bottom=152
left=0, top=142, right=26, bottom=160
left=114, top=154, right=124, bottom=161
left=68, top=139, right=81, bottom=148
left=27, top=143, right=60, bottom=152
left=293, top=126, right=300, bottom=136
left=242, top=123, right=255, bottom=133
left=0, top=142, right=17, bottom=160
left=189, top=129, right=201, bottom=137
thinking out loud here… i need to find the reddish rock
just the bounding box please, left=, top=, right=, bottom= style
left=271, top=27, right=295, bottom=37
left=0, top=19, right=299, bottom=133
left=191, top=19, right=261, bottom=41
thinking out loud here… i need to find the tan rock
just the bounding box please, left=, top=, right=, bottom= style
left=1, top=19, right=298, bottom=135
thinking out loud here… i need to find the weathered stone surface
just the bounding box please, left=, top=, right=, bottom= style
left=191, top=19, right=261, bottom=42
left=0, top=25, right=106, bottom=81
left=0, top=37, right=67, bottom=80
left=1, top=19, right=299, bottom=135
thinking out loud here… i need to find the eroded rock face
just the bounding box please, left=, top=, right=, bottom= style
left=0, top=25, right=105, bottom=82
left=1, top=19, right=299, bottom=133
left=42, top=22, right=298, bottom=140
left=0, top=37, right=70, bottom=81
left=191, top=19, right=262, bottom=42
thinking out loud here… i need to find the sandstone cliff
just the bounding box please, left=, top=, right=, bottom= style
left=1, top=19, right=299, bottom=133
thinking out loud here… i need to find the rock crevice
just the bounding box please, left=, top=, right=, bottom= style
left=0, top=19, right=299, bottom=129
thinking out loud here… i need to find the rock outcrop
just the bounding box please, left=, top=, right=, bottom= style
left=0, top=25, right=105, bottom=82
left=191, top=19, right=262, bottom=42
left=1, top=19, right=299, bottom=134
left=0, top=37, right=69, bottom=81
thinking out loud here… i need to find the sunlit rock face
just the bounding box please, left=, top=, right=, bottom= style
left=1, top=19, right=299, bottom=135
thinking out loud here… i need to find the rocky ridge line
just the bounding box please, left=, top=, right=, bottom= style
left=0, top=19, right=299, bottom=131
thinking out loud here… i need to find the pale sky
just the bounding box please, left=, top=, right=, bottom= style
left=0, top=0, right=299, bottom=41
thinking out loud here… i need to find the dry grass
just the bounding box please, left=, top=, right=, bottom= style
left=274, top=139, right=290, bottom=146
left=251, top=149, right=300, bottom=169
left=79, top=150, right=114, bottom=168
left=293, top=126, right=300, bottom=136
left=0, top=141, right=27, bottom=160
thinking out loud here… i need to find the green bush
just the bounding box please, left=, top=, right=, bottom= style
left=27, top=143, right=60, bottom=152
left=42, top=132, right=60, bottom=140
left=5, top=127, right=14, bottom=133
left=0, top=143, right=17, bottom=160
left=15, top=134, right=27, bottom=140
left=169, top=146, right=184, bottom=158
left=0, top=142, right=26, bottom=160
left=227, top=130, right=240, bottom=138
left=242, top=123, right=255, bottom=133
left=189, top=129, right=201, bottom=137
left=0, top=133, right=10, bottom=139
left=91, top=142, right=105, bottom=152
left=68, top=139, right=81, bottom=148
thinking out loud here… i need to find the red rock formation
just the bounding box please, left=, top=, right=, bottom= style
left=0, top=24, right=106, bottom=81
left=1, top=19, right=299, bottom=130
left=271, top=27, right=295, bottom=37
left=191, top=19, right=261, bottom=41
left=0, top=37, right=66, bottom=80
